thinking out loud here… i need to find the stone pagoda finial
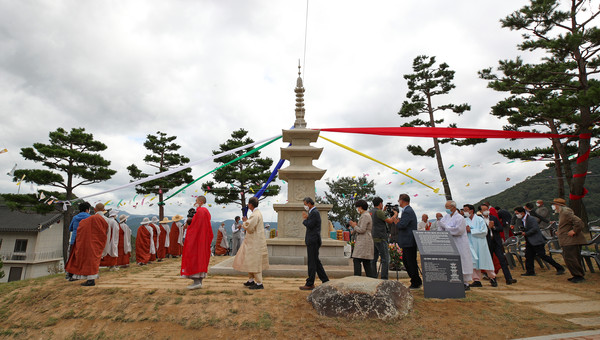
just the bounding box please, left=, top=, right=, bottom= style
left=294, top=61, right=307, bottom=128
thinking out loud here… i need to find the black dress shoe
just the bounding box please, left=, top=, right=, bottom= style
left=490, top=278, right=498, bottom=287
left=570, top=276, right=585, bottom=283
left=464, top=284, right=470, bottom=291
left=409, top=284, right=422, bottom=290
left=249, top=283, right=264, bottom=290
left=470, top=281, right=483, bottom=287
left=81, top=280, right=95, bottom=286
left=556, top=268, right=566, bottom=275
left=68, top=277, right=79, bottom=282
left=243, top=280, right=255, bottom=287
left=506, top=279, right=517, bottom=285
left=521, top=273, right=536, bottom=276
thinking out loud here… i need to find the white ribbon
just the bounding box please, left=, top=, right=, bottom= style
left=71, top=134, right=280, bottom=202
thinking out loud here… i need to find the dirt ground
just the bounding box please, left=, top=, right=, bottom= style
left=0, top=255, right=599, bottom=339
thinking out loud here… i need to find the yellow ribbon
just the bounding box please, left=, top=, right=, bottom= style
left=319, top=135, right=440, bottom=193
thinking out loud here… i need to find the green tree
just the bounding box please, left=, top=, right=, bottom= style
left=201, top=129, right=280, bottom=213
left=317, top=176, right=376, bottom=226
left=14, top=127, right=116, bottom=260
left=127, top=131, right=193, bottom=220
left=479, top=0, right=600, bottom=220
left=1, top=192, right=68, bottom=214
left=398, top=55, right=486, bottom=201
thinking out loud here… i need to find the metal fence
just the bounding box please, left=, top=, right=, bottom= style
left=0, top=250, right=63, bottom=262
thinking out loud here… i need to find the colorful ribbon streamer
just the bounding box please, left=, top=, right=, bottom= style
left=319, top=135, right=440, bottom=193
left=161, top=135, right=283, bottom=204
left=315, top=127, right=576, bottom=139
left=70, top=134, right=281, bottom=203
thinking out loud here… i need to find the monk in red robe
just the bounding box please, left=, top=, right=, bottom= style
left=136, top=217, right=153, bottom=265
left=149, top=217, right=160, bottom=262
left=65, top=203, right=110, bottom=286
left=181, top=196, right=213, bottom=289
left=169, top=215, right=184, bottom=257
left=117, top=214, right=132, bottom=267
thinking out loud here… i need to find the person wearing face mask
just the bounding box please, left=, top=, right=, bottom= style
left=299, top=197, right=329, bottom=290
left=463, top=204, right=497, bottom=287
left=553, top=198, right=587, bottom=283
left=481, top=204, right=516, bottom=285
left=348, top=199, right=375, bottom=278
left=437, top=200, right=473, bottom=291
left=392, top=194, right=422, bottom=289
left=233, top=197, right=270, bottom=290
left=513, top=206, right=565, bottom=276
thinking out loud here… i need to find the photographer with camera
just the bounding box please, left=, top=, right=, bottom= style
left=370, top=197, right=398, bottom=280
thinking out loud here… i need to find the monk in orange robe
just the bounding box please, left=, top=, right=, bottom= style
left=65, top=203, right=110, bottom=286
left=117, top=214, right=132, bottom=267
left=100, top=210, right=120, bottom=269
left=169, top=215, right=184, bottom=257
left=158, top=217, right=171, bottom=260
left=181, top=196, right=213, bottom=289
left=136, top=217, right=153, bottom=265
left=149, top=217, right=160, bottom=262
left=214, top=222, right=229, bottom=255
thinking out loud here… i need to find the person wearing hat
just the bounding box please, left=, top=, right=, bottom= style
left=99, top=209, right=121, bottom=271
left=169, top=215, right=185, bottom=257
left=149, top=217, right=161, bottom=262
left=65, top=203, right=111, bottom=286
left=136, top=217, right=154, bottom=265
left=181, top=196, right=214, bottom=289
left=158, top=217, right=171, bottom=260
left=553, top=198, right=587, bottom=283
left=117, top=214, right=132, bottom=268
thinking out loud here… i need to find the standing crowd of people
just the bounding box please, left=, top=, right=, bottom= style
left=345, top=195, right=589, bottom=290
left=64, top=193, right=589, bottom=292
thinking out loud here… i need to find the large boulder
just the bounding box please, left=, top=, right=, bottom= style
left=307, top=276, right=413, bottom=320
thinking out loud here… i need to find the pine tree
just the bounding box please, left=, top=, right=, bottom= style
left=317, top=176, right=376, bottom=226
left=15, top=127, right=116, bottom=260
left=480, top=0, right=600, bottom=220
left=127, top=131, right=193, bottom=220
left=398, top=55, right=486, bottom=201
left=201, top=129, right=280, bottom=213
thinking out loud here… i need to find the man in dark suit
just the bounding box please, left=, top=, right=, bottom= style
left=513, top=206, right=565, bottom=276
left=392, top=194, right=422, bottom=289
left=299, top=197, right=329, bottom=290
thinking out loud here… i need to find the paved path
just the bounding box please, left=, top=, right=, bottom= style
left=473, top=281, right=600, bottom=329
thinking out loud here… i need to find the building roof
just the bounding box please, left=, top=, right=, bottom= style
left=0, top=206, right=62, bottom=232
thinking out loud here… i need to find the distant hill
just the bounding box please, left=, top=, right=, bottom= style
left=476, top=157, right=600, bottom=222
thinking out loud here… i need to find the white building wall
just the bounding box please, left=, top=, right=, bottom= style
left=0, top=232, right=37, bottom=254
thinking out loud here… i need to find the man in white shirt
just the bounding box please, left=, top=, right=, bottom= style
left=417, top=214, right=431, bottom=231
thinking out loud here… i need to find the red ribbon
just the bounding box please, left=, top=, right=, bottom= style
left=577, top=148, right=590, bottom=164
left=570, top=187, right=589, bottom=200
left=315, top=127, right=576, bottom=139
left=573, top=173, right=587, bottom=178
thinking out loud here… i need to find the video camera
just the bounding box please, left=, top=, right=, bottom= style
left=384, top=202, right=399, bottom=217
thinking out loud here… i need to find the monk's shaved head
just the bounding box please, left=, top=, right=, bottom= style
left=95, top=203, right=105, bottom=212
left=196, top=196, right=206, bottom=205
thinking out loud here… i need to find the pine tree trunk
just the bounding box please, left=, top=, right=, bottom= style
left=159, top=190, right=164, bottom=221
left=551, top=139, right=565, bottom=198
left=427, top=92, right=452, bottom=201
left=433, top=137, right=452, bottom=201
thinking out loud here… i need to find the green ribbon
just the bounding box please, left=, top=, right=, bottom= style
left=159, top=135, right=282, bottom=205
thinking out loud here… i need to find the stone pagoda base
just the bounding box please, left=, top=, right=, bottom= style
left=267, top=238, right=349, bottom=266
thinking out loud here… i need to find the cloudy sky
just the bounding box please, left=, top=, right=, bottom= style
left=0, top=0, right=559, bottom=222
